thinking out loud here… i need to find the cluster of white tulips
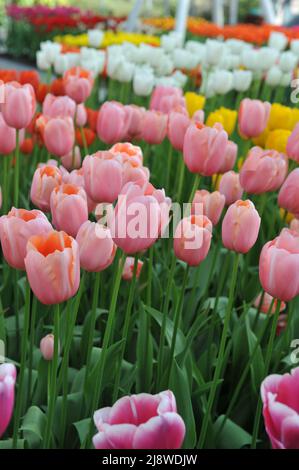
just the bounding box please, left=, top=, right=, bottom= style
left=36, top=29, right=299, bottom=99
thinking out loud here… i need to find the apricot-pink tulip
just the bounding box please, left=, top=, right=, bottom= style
left=93, top=390, right=185, bottom=449
left=261, top=367, right=299, bottom=449
left=50, top=184, right=88, bottom=237
left=222, top=200, right=261, bottom=253
left=238, top=98, right=270, bottom=139
left=2, top=82, right=36, bottom=129
left=174, top=215, right=212, bottom=266
left=286, top=122, right=299, bottom=162
left=259, top=228, right=299, bottom=301
left=0, top=112, right=20, bottom=155
left=167, top=109, right=190, bottom=152
left=218, top=140, right=238, bottom=174
left=63, top=67, right=94, bottom=104
left=192, top=189, right=225, bottom=226
left=150, top=86, right=184, bottom=114
left=141, top=110, right=168, bottom=145
left=42, top=116, right=75, bottom=158
left=61, top=146, right=81, bottom=171
left=122, top=257, right=144, bottom=280
left=40, top=334, right=55, bottom=361
left=0, top=208, right=52, bottom=270
left=240, top=146, right=288, bottom=194
left=25, top=230, right=80, bottom=305
left=278, top=169, right=299, bottom=217
left=83, top=151, right=123, bottom=203
left=219, top=171, right=244, bottom=206
left=67, top=168, right=97, bottom=213
left=97, top=101, right=128, bottom=144
left=0, top=363, right=16, bottom=438
left=76, top=221, right=116, bottom=272
left=30, top=165, right=62, bottom=212
left=110, top=142, right=143, bottom=167
left=183, top=122, right=228, bottom=176
left=253, top=292, right=286, bottom=315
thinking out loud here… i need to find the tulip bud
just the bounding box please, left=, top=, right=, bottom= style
left=219, top=171, right=243, bottom=206
left=122, top=257, right=144, bottom=280
left=40, top=334, right=55, bottom=361
left=222, top=200, right=261, bottom=253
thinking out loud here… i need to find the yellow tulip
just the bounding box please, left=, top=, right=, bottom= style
left=206, top=112, right=224, bottom=129
left=265, top=129, right=291, bottom=153
left=218, top=107, right=237, bottom=135
left=279, top=208, right=294, bottom=224
left=268, top=103, right=292, bottom=131
left=184, top=92, right=205, bottom=117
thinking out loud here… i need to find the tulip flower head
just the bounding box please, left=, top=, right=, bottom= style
left=259, top=228, right=299, bottom=301
left=63, top=67, right=94, bottom=104
left=30, top=165, right=63, bottom=212
left=191, top=189, right=225, bottom=226
left=261, top=367, right=299, bottom=449
left=40, top=334, right=55, bottom=361
left=2, top=82, right=36, bottom=129
left=122, top=257, right=144, bottom=280
left=0, top=208, right=52, bottom=270
left=174, top=215, right=212, bottom=266
left=25, top=230, right=80, bottom=305
left=219, top=171, right=244, bottom=206
left=0, top=363, right=16, bottom=438
left=97, top=101, right=128, bottom=145
left=93, top=390, right=185, bottom=449
left=222, top=200, right=261, bottom=253
left=238, top=99, right=271, bottom=139
left=278, top=168, right=299, bottom=217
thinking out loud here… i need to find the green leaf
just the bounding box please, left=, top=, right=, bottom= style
left=136, top=304, right=153, bottom=392
left=169, top=360, right=196, bottom=449
left=213, top=415, right=252, bottom=449
left=245, top=316, right=265, bottom=393
left=0, top=439, right=25, bottom=449
left=73, top=418, right=91, bottom=446
left=20, top=406, right=46, bottom=448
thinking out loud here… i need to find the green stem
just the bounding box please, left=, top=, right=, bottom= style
left=2, top=156, right=9, bottom=214
left=84, top=252, right=126, bottom=447
left=188, top=174, right=200, bottom=205
left=198, top=252, right=240, bottom=448
left=165, top=142, right=173, bottom=192
left=12, top=278, right=31, bottom=448
left=44, top=303, right=60, bottom=449
left=251, top=299, right=281, bottom=449
left=80, top=126, right=89, bottom=157
left=176, top=155, right=186, bottom=203
left=112, top=256, right=139, bottom=402
left=14, top=129, right=20, bottom=207
left=84, top=271, right=101, bottom=390
left=27, top=296, right=37, bottom=403
left=166, top=265, right=190, bottom=386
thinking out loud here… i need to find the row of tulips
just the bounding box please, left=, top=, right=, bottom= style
left=0, top=52, right=299, bottom=450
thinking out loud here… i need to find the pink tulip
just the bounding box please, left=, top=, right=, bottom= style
left=183, top=122, right=228, bottom=176
left=76, top=221, right=116, bottom=272
left=122, top=161, right=150, bottom=186
left=259, top=228, right=299, bottom=301
left=61, top=145, right=81, bottom=171
left=0, top=112, right=18, bottom=155
left=25, top=230, right=80, bottom=305
left=2, top=82, right=36, bottom=129
left=174, top=215, right=212, bottom=266
left=42, top=93, right=76, bottom=119
left=97, top=101, right=128, bottom=144
left=83, top=151, right=123, bottom=203
left=219, top=171, right=244, bottom=206
left=124, top=105, right=145, bottom=141
left=0, top=363, right=16, bottom=438
left=290, top=218, right=299, bottom=233
left=68, top=168, right=97, bottom=213
left=30, top=165, right=62, bottom=212
left=192, top=109, right=205, bottom=124
left=238, top=98, right=270, bottom=139
left=168, top=110, right=190, bottom=152
left=278, top=169, right=299, bottom=217
left=240, top=146, right=288, bottom=194
left=110, top=142, right=143, bottom=167
left=141, top=110, right=168, bottom=145
left=122, top=257, right=144, bottom=280
left=63, top=67, right=94, bottom=104
left=50, top=184, right=88, bottom=237
left=286, top=122, right=299, bottom=162
left=38, top=115, right=75, bottom=158
left=218, top=140, right=238, bottom=174
left=0, top=208, right=52, bottom=270
left=76, top=104, right=87, bottom=127
left=150, top=86, right=184, bottom=114
left=93, top=390, right=185, bottom=449
left=253, top=292, right=286, bottom=314
left=111, top=181, right=171, bottom=254
left=261, top=367, right=299, bottom=449
left=191, top=189, right=225, bottom=226
left=222, top=200, right=261, bottom=253
left=40, top=334, right=55, bottom=361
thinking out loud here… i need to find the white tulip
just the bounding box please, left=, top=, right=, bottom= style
left=241, top=49, right=260, bottom=71
left=115, top=59, right=135, bottom=83
left=265, top=66, right=283, bottom=86
left=133, top=70, right=155, bottom=96
left=205, top=40, right=225, bottom=66
left=225, top=38, right=247, bottom=55
left=212, top=70, right=233, bottom=95
left=233, top=70, right=252, bottom=92
left=185, top=40, right=206, bottom=59
left=219, top=52, right=240, bottom=69
left=279, top=51, right=298, bottom=72
left=280, top=72, right=292, bottom=87
left=66, top=53, right=80, bottom=68
left=172, top=70, right=188, bottom=88
left=155, top=76, right=178, bottom=88
left=258, top=47, right=279, bottom=71
left=155, top=55, right=174, bottom=76
left=54, top=54, right=69, bottom=75
left=87, top=30, right=104, bottom=48
left=40, top=41, right=61, bottom=64
left=172, top=49, right=198, bottom=70
left=36, top=51, right=51, bottom=71
left=161, top=34, right=178, bottom=52
left=291, top=39, right=299, bottom=57
left=268, top=31, right=288, bottom=51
